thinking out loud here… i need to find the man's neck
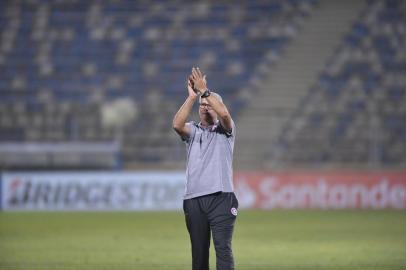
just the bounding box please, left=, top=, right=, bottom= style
left=200, top=119, right=218, bottom=127
left=200, top=118, right=218, bottom=127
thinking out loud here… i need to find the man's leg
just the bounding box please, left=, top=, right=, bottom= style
left=184, top=199, right=211, bottom=270
left=208, top=193, right=238, bottom=270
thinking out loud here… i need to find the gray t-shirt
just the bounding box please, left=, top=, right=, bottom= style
left=182, top=120, right=235, bottom=199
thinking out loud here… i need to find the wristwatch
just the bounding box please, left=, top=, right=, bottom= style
left=201, top=89, right=211, bottom=98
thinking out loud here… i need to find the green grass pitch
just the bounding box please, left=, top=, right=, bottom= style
left=1, top=210, right=405, bottom=270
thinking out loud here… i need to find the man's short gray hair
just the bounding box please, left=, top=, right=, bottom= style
left=199, top=92, right=222, bottom=103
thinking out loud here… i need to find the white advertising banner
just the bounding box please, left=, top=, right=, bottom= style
left=1, top=172, right=185, bottom=211
left=2, top=171, right=406, bottom=211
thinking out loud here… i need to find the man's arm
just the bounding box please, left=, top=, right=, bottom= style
left=191, top=67, right=233, bottom=132
left=172, top=78, right=198, bottom=138
left=205, top=94, right=233, bottom=132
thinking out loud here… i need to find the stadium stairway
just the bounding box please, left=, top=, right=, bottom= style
left=234, top=0, right=366, bottom=170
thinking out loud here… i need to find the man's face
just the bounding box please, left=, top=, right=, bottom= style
left=199, top=98, right=217, bottom=122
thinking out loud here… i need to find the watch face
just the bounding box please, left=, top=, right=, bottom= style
left=201, top=90, right=211, bottom=98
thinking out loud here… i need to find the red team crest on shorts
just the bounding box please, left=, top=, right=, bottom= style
left=231, top=207, right=238, bottom=216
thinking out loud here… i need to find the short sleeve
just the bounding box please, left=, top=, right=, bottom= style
left=222, top=119, right=236, bottom=138
left=182, top=121, right=197, bottom=143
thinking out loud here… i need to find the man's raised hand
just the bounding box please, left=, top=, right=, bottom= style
left=191, top=67, right=207, bottom=94
left=187, top=76, right=197, bottom=97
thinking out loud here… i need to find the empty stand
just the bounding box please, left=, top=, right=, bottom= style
left=0, top=0, right=316, bottom=169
